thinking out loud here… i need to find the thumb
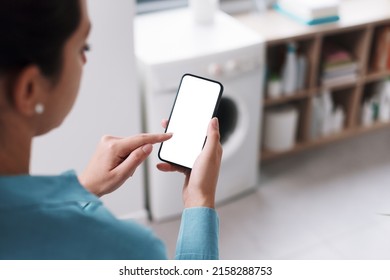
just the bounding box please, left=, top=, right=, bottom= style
left=203, top=117, right=221, bottom=153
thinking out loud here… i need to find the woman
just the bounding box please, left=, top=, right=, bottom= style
left=0, top=0, right=222, bottom=259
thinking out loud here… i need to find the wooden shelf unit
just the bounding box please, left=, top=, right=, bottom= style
left=235, top=0, right=390, bottom=162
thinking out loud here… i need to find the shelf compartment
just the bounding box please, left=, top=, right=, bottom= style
left=367, top=23, right=390, bottom=74
left=309, top=87, right=355, bottom=142
left=332, top=87, right=356, bottom=129
left=358, top=80, right=390, bottom=127
left=265, top=38, right=316, bottom=98
left=318, top=29, right=367, bottom=87
left=261, top=99, right=310, bottom=157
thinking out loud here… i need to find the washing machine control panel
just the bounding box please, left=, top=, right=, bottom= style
left=225, top=59, right=239, bottom=74
left=207, top=55, right=261, bottom=78
left=143, top=45, right=264, bottom=93
left=207, top=63, right=224, bottom=77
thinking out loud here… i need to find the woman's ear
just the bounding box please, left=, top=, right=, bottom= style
left=11, top=66, right=47, bottom=116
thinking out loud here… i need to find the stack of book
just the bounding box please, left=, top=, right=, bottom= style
left=321, top=42, right=358, bottom=86
left=274, top=0, right=340, bottom=26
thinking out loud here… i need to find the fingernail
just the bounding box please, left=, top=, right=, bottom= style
left=142, top=144, right=153, bottom=154
left=165, top=132, right=173, bottom=139
left=213, top=118, right=219, bottom=130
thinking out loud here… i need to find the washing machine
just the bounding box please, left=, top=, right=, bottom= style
left=135, top=8, right=265, bottom=221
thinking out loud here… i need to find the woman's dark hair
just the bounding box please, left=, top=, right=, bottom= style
left=0, top=0, right=81, bottom=80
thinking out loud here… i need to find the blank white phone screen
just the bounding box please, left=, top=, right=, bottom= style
left=159, top=74, right=222, bottom=169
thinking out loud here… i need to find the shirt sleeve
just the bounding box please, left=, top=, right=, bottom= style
left=175, top=207, right=219, bottom=260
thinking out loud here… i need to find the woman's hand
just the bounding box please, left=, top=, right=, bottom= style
left=79, top=133, right=172, bottom=197
left=157, top=118, right=222, bottom=209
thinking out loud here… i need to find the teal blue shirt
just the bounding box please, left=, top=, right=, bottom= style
left=0, top=171, right=219, bottom=260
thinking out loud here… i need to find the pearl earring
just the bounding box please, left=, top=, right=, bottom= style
left=35, top=103, right=45, bottom=114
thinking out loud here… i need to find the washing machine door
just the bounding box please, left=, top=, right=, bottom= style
left=216, top=95, right=249, bottom=160
left=213, top=71, right=263, bottom=203
left=216, top=97, right=238, bottom=145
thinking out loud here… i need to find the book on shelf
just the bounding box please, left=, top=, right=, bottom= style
left=322, top=72, right=358, bottom=86
left=322, top=62, right=359, bottom=79
left=321, top=41, right=358, bottom=86
left=274, top=0, right=340, bottom=25
left=371, top=26, right=390, bottom=72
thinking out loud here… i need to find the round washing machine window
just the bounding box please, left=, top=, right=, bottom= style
left=216, top=97, right=238, bottom=144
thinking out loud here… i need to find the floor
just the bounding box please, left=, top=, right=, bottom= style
left=147, top=128, right=390, bottom=259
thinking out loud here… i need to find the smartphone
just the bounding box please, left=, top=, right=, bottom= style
left=158, top=73, right=223, bottom=169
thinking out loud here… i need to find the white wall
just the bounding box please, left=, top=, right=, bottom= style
left=31, top=0, right=147, bottom=220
